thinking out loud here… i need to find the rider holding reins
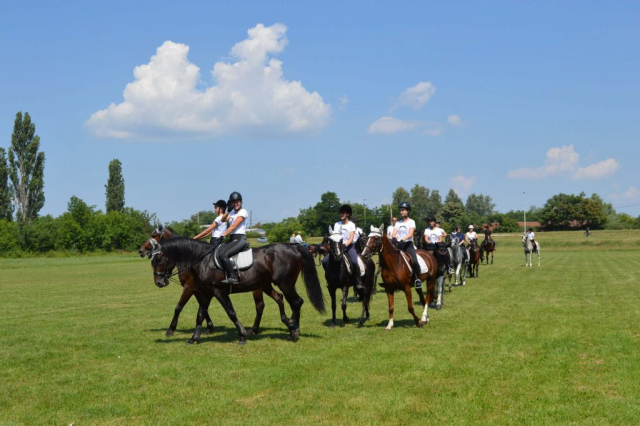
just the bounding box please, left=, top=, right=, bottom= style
left=193, top=199, right=228, bottom=244
left=218, top=192, right=249, bottom=285
left=392, top=202, right=421, bottom=288
left=322, top=204, right=364, bottom=291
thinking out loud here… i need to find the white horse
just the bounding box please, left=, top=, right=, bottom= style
left=446, top=235, right=466, bottom=290
left=522, top=234, right=540, bottom=267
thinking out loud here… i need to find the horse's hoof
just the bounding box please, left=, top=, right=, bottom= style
left=238, top=340, right=247, bottom=345
left=246, top=329, right=256, bottom=336
left=290, top=330, right=300, bottom=342
left=436, top=305, right=442, bottom=311
left=186, top=339, right=197, bottom=345
left=418, top=321, right=425, bottom=328
left=329, top=323, right=336, bottom=329
left=385, top=327, right=392, bottom=331
left=166, top=329, right=174, bottom=337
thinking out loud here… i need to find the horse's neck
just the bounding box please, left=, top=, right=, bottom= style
left=380, top=236, right=403, bottom=268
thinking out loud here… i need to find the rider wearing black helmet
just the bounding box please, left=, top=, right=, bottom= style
left=391, top=201, right=422, bottom=288
left=219, top=191, right=249, bottom=284
left=322, top=204, right=364, bottom=290
left=194, top=199, right=228, bottom=244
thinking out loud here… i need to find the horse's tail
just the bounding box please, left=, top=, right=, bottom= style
left=295, top=245, right=326, bottom=314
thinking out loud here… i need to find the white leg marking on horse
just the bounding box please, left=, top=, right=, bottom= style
left=421, top=304, right=429, bottom=323
left=385, top=318, right=394, bottom=330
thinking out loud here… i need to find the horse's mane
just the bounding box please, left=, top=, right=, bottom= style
left=159, top=237, right=212, bottom=272
left=166, top=226, right=182, bottom=237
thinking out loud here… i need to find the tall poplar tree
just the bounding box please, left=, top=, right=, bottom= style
left=8, top=112, right=45, bottom=223
left=0, top=148, right=13, bottom=220
left=105, top=159, right=125, bottom=213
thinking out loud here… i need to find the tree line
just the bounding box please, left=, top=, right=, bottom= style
left=1, top=111, right=639, bottom=254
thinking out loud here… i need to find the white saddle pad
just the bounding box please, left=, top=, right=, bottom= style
left=401, top=252, right=429, bottom=274
left=343, top=255, right=366, bottom=277
left=215, top=247, right=254, bottom=271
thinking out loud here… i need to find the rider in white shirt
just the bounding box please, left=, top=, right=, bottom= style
left=193, top=199, right=228, bottom=243
left=322, top=204, right=364, bottom=290
left=392, top=201, right=422, bottom=288
left=424, top=217, right=453, bottom=274
left=465, top=225, right=478, bottom=245
left=387, top=217, right=398, bottom=237
left=219, top=191, right=249, bottom=284
left=526, top=228, right=536, bottom=249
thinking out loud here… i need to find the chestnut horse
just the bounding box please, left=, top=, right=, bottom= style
left=362, top=225, right=438, bottom=330
left=149, top=237, right=325, bottom=344
left=139, top=224, right=288, bottom=337
left=324, top=230, right=376, bottom=327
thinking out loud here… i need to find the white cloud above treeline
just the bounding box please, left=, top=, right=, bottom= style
left=507, top=145, right=619, bottom=180
left=451, top=175, right=477, bottom=195
left=86, top=23, right=331, bottom=139
left=367, top=117, right=440, bottom=136
left=395, top=82, right=436, bottom=110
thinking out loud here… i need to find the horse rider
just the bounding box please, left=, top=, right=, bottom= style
left=451, top=226, right=469, bottom=264
left=218, top=191, right=250, bottom=285
left=435, top=220, right=447, bottom=237
left=290, top=233, right=299, bottom=244
left=481, top=224, right=495, bottom=250
left=526, top=227, right=536, bottom=249
left=424, top=217, right=454, bottom=274
left=295, top=231, right=306, bottom=247
left=387, top=217, right=398, bottom=237
left=465, top=224, right=478, bottom=248
left=391, top=202, right=422, bottom=288
left=322, top=204, right=364, bottom=291
left=193, top=199, right=228, bottom=245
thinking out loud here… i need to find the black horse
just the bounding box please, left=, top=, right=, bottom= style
left=139, top=224, right=289, bottom=337
left=324, top=233, right=376, bottom=327
left=150, top=238, right=325, bottom=344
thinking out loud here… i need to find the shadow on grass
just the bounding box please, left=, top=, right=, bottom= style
left=374, top=318, right=425, bottom=328
left=152, top=325, right=323, bottom=344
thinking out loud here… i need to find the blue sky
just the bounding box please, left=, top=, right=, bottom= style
left=1, top=1, right=638, bottom=224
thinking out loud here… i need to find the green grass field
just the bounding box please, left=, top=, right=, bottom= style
left=2, top=230, right=640, bottom=425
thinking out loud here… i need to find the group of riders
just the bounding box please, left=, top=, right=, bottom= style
left=194, top=192, right=538, bottom=289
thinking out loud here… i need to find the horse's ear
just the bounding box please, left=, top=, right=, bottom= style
left=158, top=220, right=164, bottom=232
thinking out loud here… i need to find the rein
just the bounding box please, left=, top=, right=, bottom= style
left=152, top=242, right=215, bottom=283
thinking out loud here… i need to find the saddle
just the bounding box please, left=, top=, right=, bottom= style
left=212, top=243, right=254, bottom=271
left=342, top=254, right=366, bottom=277
left=400, top=252, right=429, bottom=274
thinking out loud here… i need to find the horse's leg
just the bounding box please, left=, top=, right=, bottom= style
left=212, top=288, right=248, bottom=345
left=403, top=285, right=421, bottom=327
left=167, top=287, right=193, bottom=337
left=329, top=286, right=337, bottom=328
left=279, top=286, right=305, bottom=342
left=436, top=276, right=444, bottom=310
left=537, top=248, right=541, bottom=267
left=187, top=292, right=208, bottom=344
left=262, top=285, right=291, bottom=332
left=385, top=289, right=395, bottom=331
left=341, top=286, right=350, bottom=324
left=247, top=289, right=266, bottom=335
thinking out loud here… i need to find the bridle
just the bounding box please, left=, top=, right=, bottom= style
left=149, top=237, right=214, bottom=285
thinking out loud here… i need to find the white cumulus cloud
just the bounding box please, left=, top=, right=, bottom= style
left=507, top=145, right=619, bottom=180
left=395, top=82, right=436, bottom=110
left=86, top=23, right=331, bottom=139
left=447, top=114, right=461, bottom=126
left=451, top=175, right=477, bottom=195
left=609, top=186, right=640, bottom=203
left=368, top=117, right=421, bottom=134
left=572, top=158, right=620, bottom=179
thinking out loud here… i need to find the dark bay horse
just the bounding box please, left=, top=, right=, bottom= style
left=324, top=231, right=376, bottom=327
left=362, top=225, right=438, bottom=330
left=139, top=224, right=285, bottom=337
left=468, top=240, right=481, bottom=278
left=481, top=239, right=495, bottom=265
left=150, top=238, right=325, bottom=344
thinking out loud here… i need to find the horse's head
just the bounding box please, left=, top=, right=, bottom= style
left=362, top=224, right=383, bottom=258
left=308, top=245, right=317, bottom=256
left=139, top=220, right=171, bottom=258
left=148, top=239, right=175, bottom=288
left=328, top=229, right=344, bottom=262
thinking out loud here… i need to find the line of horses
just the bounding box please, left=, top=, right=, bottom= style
left=139, top=224, right=539, bottom=345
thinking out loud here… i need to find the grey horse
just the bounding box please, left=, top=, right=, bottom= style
left=446, top=235, right=467, bottom=290
left=522, top=234, right=541, bottom=267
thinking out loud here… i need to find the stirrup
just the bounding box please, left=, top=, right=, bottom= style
left=222, top=273, right=239, bottom=284
left=414, top=279, right=422, bottom=290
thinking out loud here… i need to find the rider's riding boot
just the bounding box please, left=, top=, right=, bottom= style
left=222, top=270, right=239, bottom=285
left=353, top=262, right=364, bottom=291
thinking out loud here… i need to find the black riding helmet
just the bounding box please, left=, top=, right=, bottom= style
left=426, top=216, right=436, bottom=223
left=213, top=199, right=227, bottom=210
left=339, top=204, right=352, bottom=216
left=228, top=191, right=242, bottom=202
left=398, top=201, right=411, bottom=211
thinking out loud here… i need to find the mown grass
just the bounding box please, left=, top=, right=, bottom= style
left=1, top=230, right=640, bottom=425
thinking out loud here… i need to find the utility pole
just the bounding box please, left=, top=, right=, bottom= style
left=523, top=192, right=527, bottom=234
left=250, top=210, right=253, bottom=228
left=389, top=204, right=392, bottom=223
left=363, top=198, right=366, bottom=221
